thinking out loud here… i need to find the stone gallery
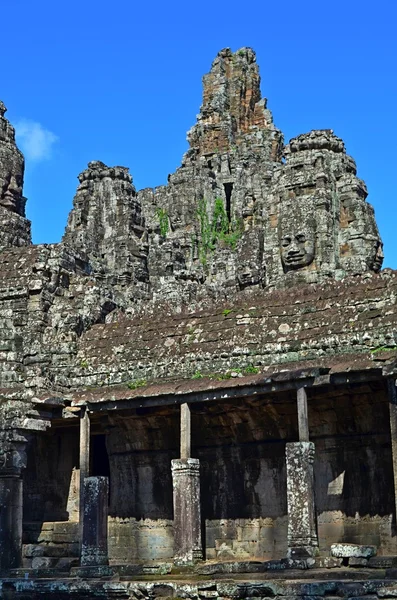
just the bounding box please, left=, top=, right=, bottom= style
left=1, top=47, right=397, bottom=597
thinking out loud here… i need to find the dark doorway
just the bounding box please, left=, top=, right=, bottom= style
left=91, top=434, right=110, bottom=479
left=223, top=182, right=233, bottom=222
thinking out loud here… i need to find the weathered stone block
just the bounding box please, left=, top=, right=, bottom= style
left=368, top=556, right=397, bottom=568
left=31, top=556, right=57, bottom=569
left=330, top=543, right=377, bottom=558
left=314, top=556, right=342, bottom=569
left=348, top=557, right=369, bottom=567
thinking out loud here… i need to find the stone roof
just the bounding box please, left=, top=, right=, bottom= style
left=39, top=270, right=395, bottom=409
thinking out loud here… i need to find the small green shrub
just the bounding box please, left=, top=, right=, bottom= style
left=222, top=308, right=232, bottom=317
left=192, top=371, right=203, bottom=379
left=244, top=365, right=259, bottom=375
left=370, top=345, right=397, bottom=354
left=156, top=207, right=169, bottom=237
left=127, top=378, right=147, bottom=390
left=196, top=198, right=242, bottom=265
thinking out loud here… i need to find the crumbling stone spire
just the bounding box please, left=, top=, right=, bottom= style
left=0, top=101, right=31, bottom=248
left=63, top=161, right=149, bottom=287
left=186, top=47, right=282, bottom=161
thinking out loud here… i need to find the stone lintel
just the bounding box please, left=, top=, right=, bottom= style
left=80, top=476, right=109, bottom=567
left=171, top=458, right=202, bottom=564
left=286, top=441, right=318, bottom=558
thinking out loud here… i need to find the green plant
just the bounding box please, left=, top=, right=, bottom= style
left=196, top=198, right=242, bottom=265
left=244, top=365, right=260, bottom=375
left=370, top=345, right=397, bottom=354
left=127, top=378, right=147, bottom=390
left=156, top=207, right=169, bottom=237
left=192, top=371, right=203, bottom=379
left=80, top=360, right=88, bottom=369
left=222, top=308, right=232, bottom=317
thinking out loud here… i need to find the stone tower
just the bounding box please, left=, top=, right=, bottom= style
left=63, top=161, right=149, bottom=290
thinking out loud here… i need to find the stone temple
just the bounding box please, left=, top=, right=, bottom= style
left=0, top=48, right=397, bottom=598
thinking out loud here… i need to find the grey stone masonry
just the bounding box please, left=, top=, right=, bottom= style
left=80, top=476, right=109, bottom=567
left=171, top=458, right=202, bottom=564
left=286, top=441, right=318, bottom=558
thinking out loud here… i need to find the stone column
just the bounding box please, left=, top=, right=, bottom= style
left=286, top=441, right=318, bottom=558
left=79, top=407, right=90, bottom=548
left=180, top=402, right=191, bottom=459
left=171, top=458, right=202, bottom=564
left=80, top=476, right=109, bottom=566
left=297, top=387, right=309, bottom=442
left=387, top=379, right=397, bottom=523
left=0, top=438, right=27, bottom=573
left=171, top=402, right=202, bottom=564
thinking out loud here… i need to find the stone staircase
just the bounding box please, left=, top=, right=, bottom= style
left=22, top=521, right=79, bottom=571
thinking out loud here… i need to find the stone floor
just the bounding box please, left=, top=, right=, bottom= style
left=3, top=571, right=397, bottom=599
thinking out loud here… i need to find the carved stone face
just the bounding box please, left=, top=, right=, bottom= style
left=0, top=173, right=23, bottom=212
left=280, top=230, right=315, bottom=271
left=371, top=240, right=384, bottom=272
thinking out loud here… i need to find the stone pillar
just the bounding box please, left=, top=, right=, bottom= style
left=79, top=407, right=90, bottom=548
left=0, top=438, right=27, bottom=573
left=286, top=441, right=318, bottom=558
left=180, top=403, right=191, bottom=459
left=297, top=387, right=309, bottom=442
left=80, top=476, right=109, bottom=566
left=388, top=379, right=397, bottom=523
left=171, top=458, right=202, bottom=564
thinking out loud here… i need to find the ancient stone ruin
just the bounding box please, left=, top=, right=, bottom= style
left=0, top=48, right=396, bottom=598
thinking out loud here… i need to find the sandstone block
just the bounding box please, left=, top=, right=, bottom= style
left=330, top=543, right=377, bottom=558
left=348, top=557, right=369, bottom=567
left=31, top=556, right=57, bottom=569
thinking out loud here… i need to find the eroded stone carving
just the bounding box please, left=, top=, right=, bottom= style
left=265, top=129, right=383, bottom=288
left=0, top=101, right=31, bottom=248
left=279, top=211, right=316, bottom=273
left=63, top=160, right=149, bottom=296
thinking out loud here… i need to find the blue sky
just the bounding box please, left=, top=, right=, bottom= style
left=3, top=0, right=396, bottom=267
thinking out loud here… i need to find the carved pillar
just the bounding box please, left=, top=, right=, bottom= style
left=297, top=387, right=309, bottom=442
left=79, top=407, right=90, bottom=549
left=171, top=458, right=202, bottom=563
left=80, top=476, right=109, bottom=567
left=171, top=402, right=202, bottom=564
left=387, top=379, right=397, bottom=523
left=286, top=441, right=318, bottom=558
left=0, top=435, right=27, bottom=573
